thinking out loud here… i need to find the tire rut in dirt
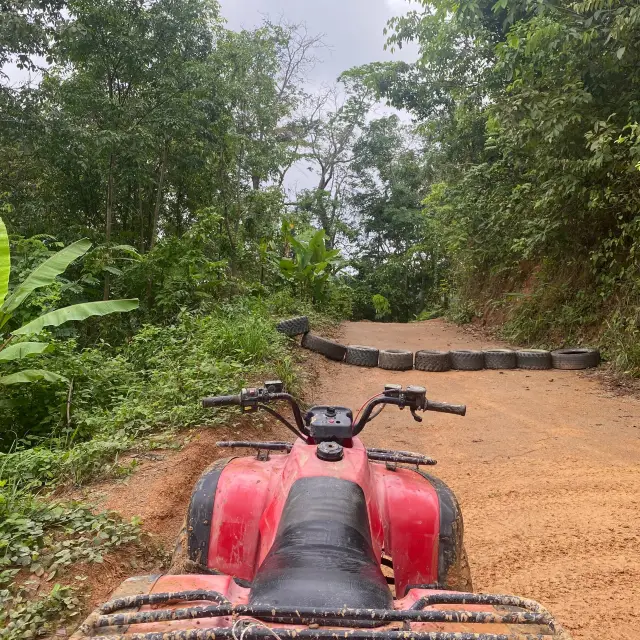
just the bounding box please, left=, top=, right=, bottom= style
left=450, top=350, right=485, bottom=371
left=483, top=349, right=517, bottom=370
left=551, top=348, right=600, bottom=370
left=516, top=349, right=552, bottom=370
left=345, top=345, right=379, bottom=368
left=301, top=332, right=347, bottom=361
left=276, top=316, right=310, bottom=337
left=378, top=349, right=414, bottom=371
left=415, top=350, right=452, bottom=372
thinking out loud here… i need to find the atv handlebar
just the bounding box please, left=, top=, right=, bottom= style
left=202, top=395, right=242, bottom=408
left=202, top=382, right=465, bottom=441
left=425, top=400, right=467, bottom=416
left=203, top=387, right=308, bottom=440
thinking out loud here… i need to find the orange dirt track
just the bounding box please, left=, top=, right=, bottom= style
left=308, top=320, right=640, bottom=640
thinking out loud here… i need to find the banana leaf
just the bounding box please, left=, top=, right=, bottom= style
left=0, top=369, right=68, bottom=385
left=0, top=342, right=52, bottom=362
left=0, top=217, right=9, bottom=308
left=1, top=238, right=92, bottom=316
left=13, top=299, right=139, bottom=336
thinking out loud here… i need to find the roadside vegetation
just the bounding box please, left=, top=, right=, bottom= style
left=2, top=0, right=640, bottom=636
left=349, top=0, right=640, bottom=375
left=0, top=1, right=345, bottom=634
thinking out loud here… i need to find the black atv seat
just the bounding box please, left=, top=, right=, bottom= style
left=249, top=476, right=393, bottom=610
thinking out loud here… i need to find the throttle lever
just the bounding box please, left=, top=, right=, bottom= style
left=410, top=408, right=423, bottom=423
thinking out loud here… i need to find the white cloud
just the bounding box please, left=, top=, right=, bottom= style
left=385, top=0, right=412, bottom=9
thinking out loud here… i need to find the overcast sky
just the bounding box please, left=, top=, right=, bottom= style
left=220, top=0, right=418, bottom=85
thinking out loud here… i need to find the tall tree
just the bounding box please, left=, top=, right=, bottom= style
left=292, top=78, right=373, bottom=248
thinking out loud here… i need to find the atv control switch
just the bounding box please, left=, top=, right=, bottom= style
left=264, top=380, right=284, bottom=393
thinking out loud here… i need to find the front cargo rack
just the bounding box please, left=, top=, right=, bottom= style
left=81, top=590, right=572, bottom=640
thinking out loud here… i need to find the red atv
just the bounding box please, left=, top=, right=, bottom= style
left=75, top=382, right=571, bottom=640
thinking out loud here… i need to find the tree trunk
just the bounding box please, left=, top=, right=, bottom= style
left=149, top=142, right=168, bottom=251
left=174, top=184, right=183, bottom=236
left=223, top=209, right=237, bottom=276
left=138, top=182, right=145, bottom=253
left=103, top=153, right=115, bottom=301
left=147, top=142, right=168, bottom=307
left=122, top=181, right=132, bottom=232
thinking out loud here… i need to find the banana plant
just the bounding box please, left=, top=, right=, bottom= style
left=278, top=226, right=345, bottom=302
left=0, top=218, right=139, bottom=385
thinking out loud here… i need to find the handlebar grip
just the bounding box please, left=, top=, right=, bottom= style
left=202, top=394, right=242, bottom=408
left=426, top=400, right=467, bottom=416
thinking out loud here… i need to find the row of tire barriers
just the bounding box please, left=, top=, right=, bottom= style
left=276, top=316, right=601, bottom=371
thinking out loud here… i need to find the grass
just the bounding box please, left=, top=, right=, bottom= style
left=0, top=296, right=310, bottom=488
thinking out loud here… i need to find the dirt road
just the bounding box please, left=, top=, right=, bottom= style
left=307, top=320, right=640, bottom=640
left=77, top=319, right=640, bottom=639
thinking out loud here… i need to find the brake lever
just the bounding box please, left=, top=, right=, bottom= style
left=410, top=408, right=423, bottom=423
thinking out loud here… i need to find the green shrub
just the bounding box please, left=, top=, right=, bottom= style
left=0, top=295, right=310, bottom=487
left=0, top=482, right=141, bottom=638
left=372, top=294, right=391, bottom=320
left=1, top=584, right=82, bottom=640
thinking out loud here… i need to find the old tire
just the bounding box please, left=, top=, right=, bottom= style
left=378, top=349, right=414, bottom=371
left=551, top=348, right=600, bottom=370
left=345, top=345, right=379, bottom=368
left=301, top=332, right=347, bottom=361
left=516, top=349, right=552, bottom=370
left=483, top=349, right=517, bottom=370
left=276, top=316, right=310, bottom=337
left=415, top=350, right=452, bottom=372
left=450, top=350, right=484, bottom=371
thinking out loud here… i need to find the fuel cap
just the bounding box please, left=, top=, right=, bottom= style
left=316, top=441, right=344, bottom=461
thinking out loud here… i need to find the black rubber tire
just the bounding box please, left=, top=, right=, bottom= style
left=345, top=345, right=379, bottom=368
left=446, top=545, right=474, bottom=593
left=301, top=332, right=347, bottom=361
left=276, top=316, right=310, bottom=337
left=414, top=350, right=452, bottom=372
left=378, top=349, right=414, bottom=371
left=450, top=350, right=485, bottom=371
left=551, top=348, right=600, bottom=370
left=483, top=349, right=517, bottom=370
left=169, top=520, right=191, bottom=574
left=516, top=349, right=552, bottom=370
